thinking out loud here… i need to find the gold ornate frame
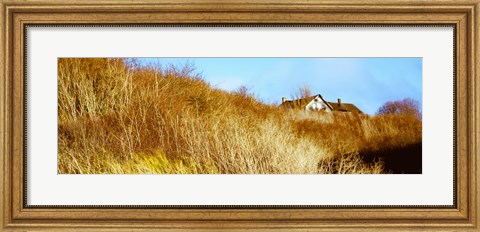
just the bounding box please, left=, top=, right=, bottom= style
left=1, top=0, right=479, bottom=230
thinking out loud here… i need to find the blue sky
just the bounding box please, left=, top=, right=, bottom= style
left=138, top=58, right=422, bottom=115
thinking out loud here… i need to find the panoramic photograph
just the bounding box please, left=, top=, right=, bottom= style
left=58, top=57, right=422, bottom=174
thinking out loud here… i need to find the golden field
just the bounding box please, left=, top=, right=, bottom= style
left=58, top=58, right=422, bottom=174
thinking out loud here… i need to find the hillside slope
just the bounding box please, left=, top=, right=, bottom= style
left=58, top=58, right=422, bottom=174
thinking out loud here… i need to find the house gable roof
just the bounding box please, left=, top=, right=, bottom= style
left=280, top=94, right=362, bottom=113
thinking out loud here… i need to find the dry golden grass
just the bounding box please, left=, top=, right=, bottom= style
left=58, top=58, right=422, bottom=174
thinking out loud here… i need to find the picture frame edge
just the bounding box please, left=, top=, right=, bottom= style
left=1, top=0, right=479, bottom=230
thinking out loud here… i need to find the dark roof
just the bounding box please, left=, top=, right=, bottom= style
left=279, top=94, right=362, bottom=113
left=327, top=102, right=363, bottom=114
left=280, top=95, right=316, bottom=110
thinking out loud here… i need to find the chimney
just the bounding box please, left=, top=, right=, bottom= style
left=282, top=97, right=287, bottom=103
left=338, top=98, right=342, bottom=106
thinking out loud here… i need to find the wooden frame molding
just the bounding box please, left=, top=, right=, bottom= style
left=1, top=0, right=479, bottom=231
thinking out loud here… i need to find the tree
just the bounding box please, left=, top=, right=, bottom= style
left=292, top=85, right=313, bottom=99
left=377, top=98, right=421, bottom=119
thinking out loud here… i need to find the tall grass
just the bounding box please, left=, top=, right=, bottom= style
left=58, top=58, right=422, bottom=174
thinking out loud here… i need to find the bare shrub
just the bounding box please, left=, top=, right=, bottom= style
left=377, top=98, right=421, bottom=120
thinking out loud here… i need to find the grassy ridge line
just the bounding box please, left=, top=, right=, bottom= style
left=57, top=58, right=421, bottom=174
